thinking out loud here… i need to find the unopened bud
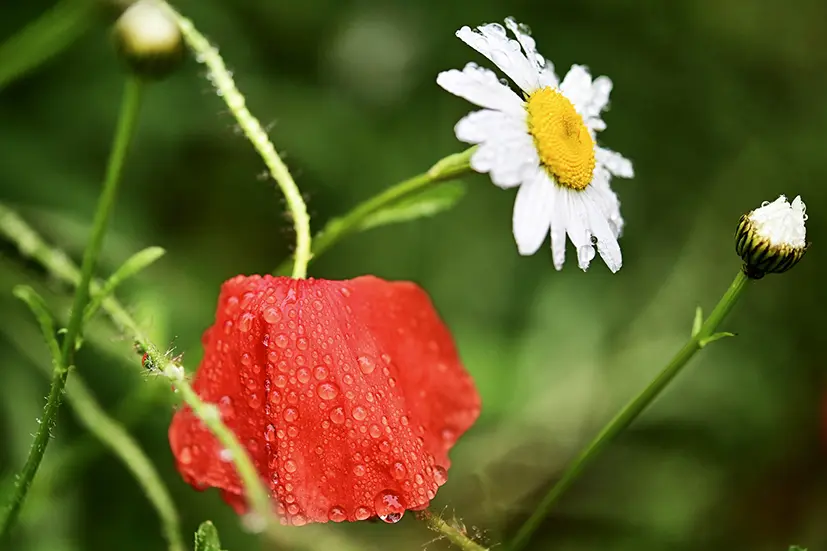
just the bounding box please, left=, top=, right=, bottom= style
left=735, top=195, right=808, bottom=279
left=114, top=0, right=183, bottom=79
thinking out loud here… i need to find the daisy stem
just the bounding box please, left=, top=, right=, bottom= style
left=0, top=76, right=143, bottom=539
left=274, top=147, right=475, bottom=275
left=0, top=202, right=276, bottom=531
left=161, top=3, right=312, bottom=280
left=508, top=270, right=751, bottom=551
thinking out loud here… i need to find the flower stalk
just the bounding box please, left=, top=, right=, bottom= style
left=0, top=76, right=143, bottom=538
left=508, top=270, right=751, bottom=551
left=160, top=2, right=312, bottom=279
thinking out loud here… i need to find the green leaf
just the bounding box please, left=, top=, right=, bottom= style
left=13, top=285, right=62, bottom=369
left=83, top=246, right=165, bottom=324
left=698, top=331, right=736, bottom=348
left=691, top=306, right=703, bottom=337
left=194, top=521, right=225, bottom=551
left=357, top=180, right=466, bottom=231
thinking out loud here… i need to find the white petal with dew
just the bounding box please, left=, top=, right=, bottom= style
left=596, top=147, right=634, bottom=178
left=560, top=65, right=594, bottom=113
left=456, top=24, right=539, bottom=93
left=437, top=63, right=525, bottom=116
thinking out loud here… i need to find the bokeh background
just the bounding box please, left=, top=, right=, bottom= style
left=1, top=0, right=826, bottom=550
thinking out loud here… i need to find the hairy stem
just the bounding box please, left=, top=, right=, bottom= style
left=161, top=3, right=312, bottom=279
left=508, top=270, right=751, bottom=551
left=0, top=76, right=143, bottom=538
left=419, top=510, right=489, bottom=551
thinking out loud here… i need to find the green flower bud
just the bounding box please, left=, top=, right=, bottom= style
left=114, top=0, right=183, bottom=79
left=735, top=195, right=808, bottom=279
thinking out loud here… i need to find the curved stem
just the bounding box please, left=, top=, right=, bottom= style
left=162, top=4, right=312, bottom=279
left=275, top=148, right=474, bottom=275
left=0, top=77, right=143, bottom=539
left=0, top=0, right=97, bottom=91
left=508, top=270, right=751, bottom=551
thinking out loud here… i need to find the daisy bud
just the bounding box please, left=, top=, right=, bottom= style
left=735, top=195, right=808, bottom=279
left=114, top=0, right=183, bottom=80
left=169, top=274, right=481, bottom=525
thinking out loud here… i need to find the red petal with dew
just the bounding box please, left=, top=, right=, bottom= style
left=168, top=275, right=481, bottom=525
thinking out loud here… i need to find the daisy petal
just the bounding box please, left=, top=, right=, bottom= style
left=585, top=197, right=623, bottom=273
left=512, top=168, right=553, bottom=255
left=587, top=76, right=613, bottom=116
left=455, top=108, right=525, bottom=143
left=549, top=185, right=567, bottom=270
left=469, top=129, right=539, bottom=188
left=437, top=63, right=525, bottom=116
left=560, top=190, right=596, bottom=271
left=587, top=169, right=624, bottom=238
left=596, top=147, right=634, bottom=178
left=560, top=65, right=594, bottom=112
left=456, top=24, right=539, bottom=93
left=504, top=17, right=545, bottom=73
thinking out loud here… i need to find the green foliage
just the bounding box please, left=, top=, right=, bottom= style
left=357, top=180, right=466, bottom=231
left=194, top=521, right=225, bottom=551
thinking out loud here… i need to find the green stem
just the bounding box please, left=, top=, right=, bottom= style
left=161, top=3, right=312, bottom=279
left=0, top=77, right=143, bottom=539
left=508, top=270, right=751, bottom=551
left=420, top=511, right=489, bottom=551
left=275, top=147, right=474, bottom=275
left=0, top=0, right=97, bottom=91
left=0, top=203, right=276, bottom=530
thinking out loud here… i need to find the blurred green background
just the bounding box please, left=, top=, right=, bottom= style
left=1, top=0, right=826, bottom=550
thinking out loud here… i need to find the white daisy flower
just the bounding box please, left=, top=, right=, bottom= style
left=736, top=195, right=808, bottom=278
left=437, top=17, right=634, bottom=272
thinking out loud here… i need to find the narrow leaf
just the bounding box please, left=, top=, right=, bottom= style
left=194, top=521, right=225, bottom=551
left=698, top=331, right=736, bottom=348
left=357, top=181, right=466, bottom=231
left=83, top=246, right=165, bottom=324
left=691, top=306, right=703, bottom=337
left=13, top=285, right=62, bottom=369
left=789, top=546, right=807, bottom=551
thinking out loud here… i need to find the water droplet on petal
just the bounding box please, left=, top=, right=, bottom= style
left=330, top=407, right=345, bottom=424
left=291, top=514, right=307, bottom=526
left=369, top=425, right=381, bottom=438
left=263, top=307, right=282, bottom=324
left=353, top=406, right=367, bottom=421
left=265, top=424, right=276, bottom=442
left=274, top=333, right=289, bottom=348
left=314, top=365, right=328, bottom=380
left=285, top=460, right=297, bottom=473
left=283, top=408, right=298, bottom=422
left=179, top=446, right=193, bottom=465
left=328, top=505, right=347, bottom=522
left=434, top=465, right=448, bottom=486
left=391, top=461, right=407, bottom=480
left=297, top=368, right=310, bottom=384
left=374, top=489, right=405, bottom=524
left=239, top=313, right=254, bottom=332
left=357, top=355, right=375, bottom=374
left=354, top=506, right=371, bottom=520
left=353, top=463, right=366, bottom=476
left=317, top=382, right=339, bottom=400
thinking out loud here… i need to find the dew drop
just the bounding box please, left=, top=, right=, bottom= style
left=381, top=353, right=392, bottom=364
left=218, top=396, right=235, bottom=419
left=283, top=408, right=298, bottom=422
left=317, top=382, right=339, bottom=400
left=357, top=355, right=375, bottom=374
left=239, top=312, right=254, bottom=332
left=269, top=389, right=281, bottom=404
left=340, top=287, right=351, bottom=298
left=314, top=365, right=328, bottom=380
left=288, top=425, right=299, bottom=438
left=352, top=406, right=367, bottom=421
left=263, top=307, right=282, bottom=324
left=247, top=393, right=261, bottom=409
left=179, top=446, right=193, bottom=465
left=240, top=353, right=252, bottom=366
left=291, top=514, right=307, bottom=526
left=297, top=337, right=308, bottom=351
left=379, top=440, right=391, bottom=453
left=374, top=489, right=405, bottom=524
left=400, top=415, right=409, bottom=426
left=353, top=464, right=366, bottom=477
left=434, top=465, right=448, bottom=486
left=330, top=407, right=345, bottom=424
left=391, top=461, right=407, bottom=480
left=274, top=333, right=289, bottom=348
left=369, top=425, right=381, bottom=438
left=287, top=503, right=299, bottom=515
left=354, top=506, right=371, bottom=520
left=328, top=505, right=347, bottom=522
left=265, top=424, right=276, bottom=442
left=275, top=374, right=287, bottom=388
left=285, top=460, right=297, bottom=473
left=297, top=368, right=310, bottom=384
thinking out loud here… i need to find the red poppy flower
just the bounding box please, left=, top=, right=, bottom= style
left=168, top=274, right=481, bottom=525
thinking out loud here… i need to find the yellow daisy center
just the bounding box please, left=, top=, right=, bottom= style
left=525, top=87, right=596, bottom=190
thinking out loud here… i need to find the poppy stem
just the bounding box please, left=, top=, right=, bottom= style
left=0, top=202, right=276, bottom=533
left=0, top=76, right=143, bottom=538
left=274, top=147, right=475, bottom=275
left=508, top=270, right=751, bottom=551
left=160, top=3, right=312, bottom=280
left=420, top=510, right=489, bottom=551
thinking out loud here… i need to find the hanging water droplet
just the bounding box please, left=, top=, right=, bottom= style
left=374, top=489, right=405, bottom=524
left=354, top=506, right=371, bottom=520
left=434, top=465, right=448, bottom=486
left=328, top=505, right=347, bottom=522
